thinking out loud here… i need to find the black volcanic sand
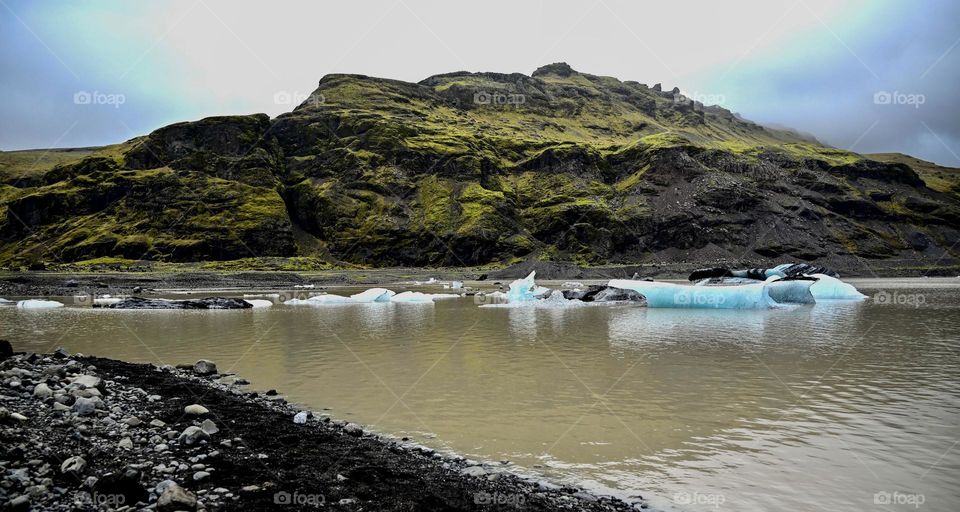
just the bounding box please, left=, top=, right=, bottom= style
left=0, top=350, right=643, bottom=511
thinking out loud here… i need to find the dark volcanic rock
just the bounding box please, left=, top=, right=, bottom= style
left=0, top=339, right=12, bottom=360
left=104, top=297, right=252, bottom=310
left=562, top=285, right=645, bottom=302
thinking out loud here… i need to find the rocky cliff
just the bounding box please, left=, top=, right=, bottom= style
left=2, top=63, right=958, bottom=272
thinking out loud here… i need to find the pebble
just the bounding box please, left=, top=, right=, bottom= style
left=193, top=470, right=211, bottom=481
left=201, top=418, right=219, bottom=435
left=123, top=416, right=142, bottom=426
left=150, top=418, right=167, bottom=428
left=60, top=456, right=86, bottom=475
left=184, top=404, right=209, bottom=415
left=32, top=383, right=53, bottom=398
left=155, top=443, right=169, bottom=452
left=293, top=411, right=308, bottom=424
left=118, top=437, right=133, bottom=450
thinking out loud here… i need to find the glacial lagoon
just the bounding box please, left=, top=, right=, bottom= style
left=4, top=278, right=959, bottom=511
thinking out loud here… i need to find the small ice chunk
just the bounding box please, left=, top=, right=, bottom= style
left=451, top=281, right=463, bottom=289
left=0, top=298, right=14, bottom=304
left=349, top=288, right=395, bottom=302
left=245, top=299, right=273, bottom=308
left=809, top=274, right=867, bottom=300
left=293, top=284, right=316, bottom=289
left=285, top=294, right=351, bottom=305
left=92, top=297, right=123, bottom=306
left=16, top=299, right=65, bottom=309
left=391, top=291, right=435, bottom=303
left=293, top=412, right=308, bottom=424
left=505, top=271, right=541, bottom=303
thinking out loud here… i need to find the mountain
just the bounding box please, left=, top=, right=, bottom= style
left=2, top=63, right=959, bottom=273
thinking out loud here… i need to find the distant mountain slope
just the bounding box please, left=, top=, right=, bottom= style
left=1, top=63, right=958, bottom=273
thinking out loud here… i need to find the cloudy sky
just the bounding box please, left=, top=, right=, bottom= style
left=1, top=0, right=958, bottom=165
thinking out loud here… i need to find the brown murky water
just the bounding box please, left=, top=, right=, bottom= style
left=3, top=278, right=959, bottom=511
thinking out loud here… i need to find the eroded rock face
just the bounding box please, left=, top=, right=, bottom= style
left=1, top=63, right=957, bottom=270
left=104, top=297, right=252, bottom=310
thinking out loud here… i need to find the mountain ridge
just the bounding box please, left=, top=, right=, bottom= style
left=1, top=63, right=958, bottom=273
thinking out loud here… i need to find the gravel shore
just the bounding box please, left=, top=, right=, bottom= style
left=0, top=346, right=644, bottom=511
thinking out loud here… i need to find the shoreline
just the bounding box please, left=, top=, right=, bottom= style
left=0, top=349, right=643, bottom=511
left=2, top=259, right=958, bottom=298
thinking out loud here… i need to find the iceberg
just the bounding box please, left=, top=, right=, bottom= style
left=451, top=281, right=463, bottom=289
left=245, top=299, right=274, bottom=308
left=762, top=277, right=816, bottom=304
left=503, top=271, right=551, bottom=302
left=16, top=299, right=65, bottom=309
left=391, top=291, right=461, bottom=303
left=0, top=298, right=14, bottom=304
left=808, top=274, right=867, bottom=300
left=92, top=296, right=123, bottom=306
left=610, top=279, right=777, bottom=309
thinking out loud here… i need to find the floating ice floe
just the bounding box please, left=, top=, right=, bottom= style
left=0, top=298, right=13, bottom=304
left=283, top=288, right=398, bottom=305
left=244, top=293, right=281, bottom=298
left=92, top=296, right=123, bottom=306
left=16, top=299, right=65, bottom=309
left=245, top=299, right=274, bottom=308
left=610, top=279, right=777, bottom=309
left=611, top=262, right=865, bottom=309
left=293, top=284, right=315, bottom=289
left=808, top=274, right=867, bottom=300
left=390, top=291, right=460, bottom=303
left=451, top=281, right=463, bottom=289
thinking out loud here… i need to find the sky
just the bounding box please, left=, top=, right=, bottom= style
left=1, top=0, right=958, bottom=166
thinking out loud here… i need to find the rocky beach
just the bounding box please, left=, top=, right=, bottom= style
left=0, top=343, right=642, bottom=511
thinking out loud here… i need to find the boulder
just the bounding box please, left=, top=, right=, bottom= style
left=193, top=360, right=218, bottom=375
left=178, top=426, right=210, bottom=446
left=561, top=285, right=645, bottom=303
left=157, top=482, right=197, bottom=512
